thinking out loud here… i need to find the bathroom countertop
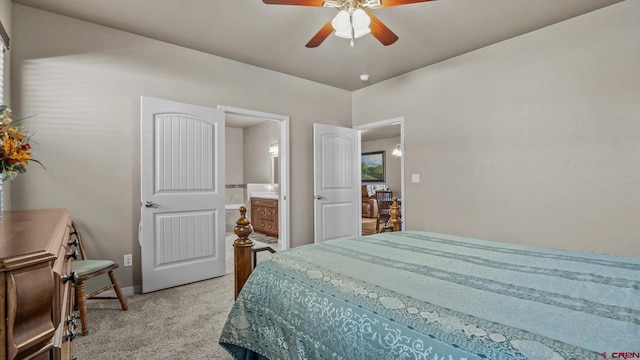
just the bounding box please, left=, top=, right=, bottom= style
left=250, top=192, right=278, bottom=199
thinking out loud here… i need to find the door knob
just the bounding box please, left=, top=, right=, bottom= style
left=314, top=195, right=324, bottom=200
left=144, top=201, right=159, bottom=208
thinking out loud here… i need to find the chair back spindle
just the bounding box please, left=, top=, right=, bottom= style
left=375, top=190, right=393, bottom=232
left=69, top=220, right=128, bottom=335
left=69, top=222, right=88, bottom=260
left=376, top=190, right=393, bottom=213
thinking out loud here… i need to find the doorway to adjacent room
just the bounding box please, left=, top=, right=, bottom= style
left=356, top=118, right=405, bottom=235
left=218, top=106, right=290, bottom=273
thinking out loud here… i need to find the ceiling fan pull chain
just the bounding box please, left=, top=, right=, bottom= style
left=350, top=12, right=355, bottom=47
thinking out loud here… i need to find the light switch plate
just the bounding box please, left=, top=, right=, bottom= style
left=411, top=174, right=421, bottom=183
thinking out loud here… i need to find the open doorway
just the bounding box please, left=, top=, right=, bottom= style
left=218, top=106, right=289, bottom=273
left=356, top=118, right=404, bottom=235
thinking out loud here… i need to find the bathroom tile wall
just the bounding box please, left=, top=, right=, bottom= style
left=226, top=184, right=247, bottom=233
left=225, top=184, right=246, bottom=205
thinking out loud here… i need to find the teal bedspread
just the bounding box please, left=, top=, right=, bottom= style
left=219, top=231, right=640, bottom=359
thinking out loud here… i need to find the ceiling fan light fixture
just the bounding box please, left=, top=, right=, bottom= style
left=266, top=0, right=427, bottom=48
left=352, top=8, right=371, bottom=38
left=334, top=29, right=353, bottom=39
left=332, top=10, right=352, bottom=38
left=332, top=8, right=371, bottom=40
left=353, top=27, right=371, bottom=38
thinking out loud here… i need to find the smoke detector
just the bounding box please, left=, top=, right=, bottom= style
left=360, top=74, right=370, bottom=82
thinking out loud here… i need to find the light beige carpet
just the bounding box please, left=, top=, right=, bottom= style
left=76, top=235, right=277, bottom=359
left=250, top=232, right=279, bottom=244
left=74, top=275, right=234, bottom=360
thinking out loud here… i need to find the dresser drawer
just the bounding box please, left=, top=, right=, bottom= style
left=251, top=198, right=278, bottom=208
left=53, top=280, right=76, bottom=360
left=52, top=221, right=76, bottom=360
left=1, top=209, right=73, bottom=360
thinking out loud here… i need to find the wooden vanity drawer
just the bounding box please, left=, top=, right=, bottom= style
left=250, top=197, right=279, bottom=237
left=263, top=220, right=276, bottom=233
left=251, top=198, right=278, bottom=208
left=264, top=208, right=277, bottom=220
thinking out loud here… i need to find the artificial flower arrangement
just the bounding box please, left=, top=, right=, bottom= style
left=0, top=105, right=40, bottom=181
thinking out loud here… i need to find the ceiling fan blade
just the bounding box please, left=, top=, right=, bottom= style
left=367, top=11, right=399, bottom=46
left=378, top=0, right=436, bottom=8
left=263, top=0, right=325, bottom=6
left=306, top=21, right=334, bottom=48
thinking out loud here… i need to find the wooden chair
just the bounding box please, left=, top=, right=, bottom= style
left=375, top=190, right=393, bottom=232
left=69, top=220, right=128, bottom=335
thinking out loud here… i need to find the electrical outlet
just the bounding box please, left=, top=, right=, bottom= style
left=123, top=254, right=133, bottom=267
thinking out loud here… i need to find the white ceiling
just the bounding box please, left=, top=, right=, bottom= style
left=12, top=0, right=621, bottom=91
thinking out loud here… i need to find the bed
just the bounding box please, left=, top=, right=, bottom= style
left=219, top=231, right=639, bottom=359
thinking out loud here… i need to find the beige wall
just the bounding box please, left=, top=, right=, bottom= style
left=243, top=121, right=279, bottom=184
left=10, top=4, right=351, bottom=289
left=225, top=127, right=243, bottom=185
left=353, top=1, right=640, bottom=257
left=361, top=136, right=401, bottom=195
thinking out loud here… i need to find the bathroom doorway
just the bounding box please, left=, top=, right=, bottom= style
left=218, top=106, right=289, bottom=271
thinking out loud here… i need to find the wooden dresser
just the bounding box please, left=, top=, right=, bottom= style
left=1, top=209, right=76, bottom=360
left=250, top=197, right=278, bottom=237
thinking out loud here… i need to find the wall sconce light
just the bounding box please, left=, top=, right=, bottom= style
left=269, top=143, right=279, bottom=156
left=392, top=144, right=402, bottom=157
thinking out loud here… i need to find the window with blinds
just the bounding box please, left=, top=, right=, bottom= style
left=0, top=47, right=4, bottom=211
left=0, top=42, right=4, bottom=102
left=0, top=21, right=7, bottom=211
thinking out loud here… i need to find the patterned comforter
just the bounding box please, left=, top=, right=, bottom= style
left=219, top=231, right=640, bottom=359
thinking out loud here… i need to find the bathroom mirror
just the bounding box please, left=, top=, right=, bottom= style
left=271, top=155, right=279, bottom=185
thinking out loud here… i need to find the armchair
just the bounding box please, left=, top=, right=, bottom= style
left=362, top=192, right=378, bottom=218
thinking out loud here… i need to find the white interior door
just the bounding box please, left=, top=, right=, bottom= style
left=140, top=97, right=225, bottom=293
left=313, top=123, right=360, bottom=243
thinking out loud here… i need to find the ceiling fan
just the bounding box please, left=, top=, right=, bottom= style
left=263, top=0, right=435, bottom=48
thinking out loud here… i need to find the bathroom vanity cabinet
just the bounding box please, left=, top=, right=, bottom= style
left=250, top=197, right=278, bottom=237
